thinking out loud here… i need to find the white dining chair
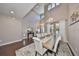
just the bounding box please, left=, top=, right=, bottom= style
left=43, top=35, right=54, bottom=51
left=53, top=36, right=61, bottom=55
left=33, top=37, right=48, bottom=56
left=43, top=35, right=61, bottom=56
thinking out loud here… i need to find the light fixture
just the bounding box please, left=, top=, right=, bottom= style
left=71, top=11, right=79, bottom=22
left=47, top=17, right=53, bottom=23
left=40, top=23, right=44, bottom=26
left=10, top=10, right=14, bottom=14
left=9, top=10, right=15, bottom=18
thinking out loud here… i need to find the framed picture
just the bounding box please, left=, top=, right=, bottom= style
left=70, top=11, right=79, bottom=25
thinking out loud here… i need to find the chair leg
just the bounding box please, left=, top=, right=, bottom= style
left=35, top=52, right=43, bottom=56
left=55, top=42, right=60, bottom=56
left=46, top=51, right=48, bottom=56
left=35, top=51, right=37, bottom=56
left=35, top=51, right=48, bottom=56
left=43, top=53, right=46, bottom=56
left=42, top=51, right=48, bottom=56
left=54, top=53, right=56, bottom=56
left=47, top=51, right=48, bottom=56
left=53, top=42, right=60, bottom=56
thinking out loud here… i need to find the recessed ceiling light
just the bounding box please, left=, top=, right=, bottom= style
left=10, top=10, right=14, bottom=14
left=48, top=17, right=53, bottom=22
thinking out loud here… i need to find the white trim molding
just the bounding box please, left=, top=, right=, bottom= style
left=0, top=39, right=22, bottom=47
left=67, top=42, right=77, bottom=56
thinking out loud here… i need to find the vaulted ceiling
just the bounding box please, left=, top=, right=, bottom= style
left=0, top=3, right=36, bottom=18
left=23, top=3, right=46, bottom=26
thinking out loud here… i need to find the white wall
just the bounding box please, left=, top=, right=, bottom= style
left=50, top=4, right=68, bottom=21
left=67, top=3, right=79, bottom=56
left=42, top=3, right=68, bottom=23
left=0, top=15, right=22, bottom=46
left=68, top=22, right=79, bottom=55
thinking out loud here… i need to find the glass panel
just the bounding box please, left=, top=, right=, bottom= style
left=48, top=4, right=52, bottom=11
left=48, top=3, right=60, bottom=12
left=56, top=3, right=60, bottom=6
left=40, top=14, right=44, bottom=19
left=51, top=3, right=55, bottom=8
left=55, top=23, right=59, bottom=38
left=50, top=24, right=54, bottom=33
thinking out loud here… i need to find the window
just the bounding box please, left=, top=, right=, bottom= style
left=48, top=3, right=55, bottom=11
left=56, top=3, right=60, bottom=6
left=48, top=4, right=52, bottom=11
left=51, top=3, right=55, bottom=8
left=40, top=13, right=44, bottom=19
left=47, top=3, right=60, bottom=11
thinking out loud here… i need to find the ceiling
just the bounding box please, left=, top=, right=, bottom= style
left=23, top=3, right=46, bottom=26
left=0, top=3, right=36, bottom=18
left=33, top=3, right=45, bottom=15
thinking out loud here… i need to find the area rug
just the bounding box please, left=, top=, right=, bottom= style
left=16, top=43, right=35, bottom=56
left=16, top=42, right=72, bottom=56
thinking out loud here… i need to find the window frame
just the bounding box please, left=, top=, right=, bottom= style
left=40, top=13, right=44, bottom=19
left=47, top=3, right=60, bottom=11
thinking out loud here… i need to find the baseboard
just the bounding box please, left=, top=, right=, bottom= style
left=0, top=39, right=22, bottom=47
left=67, top=42, right=77, bottom=56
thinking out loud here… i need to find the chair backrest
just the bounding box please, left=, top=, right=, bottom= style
left=50, top=36, right=54, bottom=48
left=43, top=36, right=54, bottom=51
left=36, top=34, right=42, bottom=38
left=33, top=37, right=44, bottom=54
left=53, top=36, right=61, bottom=53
